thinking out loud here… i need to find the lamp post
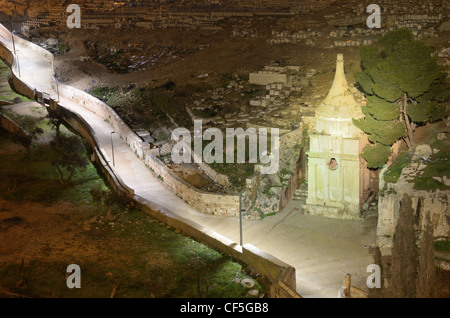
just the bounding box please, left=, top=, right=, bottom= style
left=16, top=53, right=21, bottom=78
left=110, top=131, right=115, bottom=167
left=239, top=191, right=245, bottom=247
left=56, top=79, right=60, bottom=101
left=11, top=31, right=20, bottom=77
left=11, top=30, right=16, bottom=55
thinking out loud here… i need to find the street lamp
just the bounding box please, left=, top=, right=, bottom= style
left=55, top=79, right=60, bottom=101
left=11, top=30, right=16, bottom=55
left=110, top=131, right=115, bottom=167
left=239, top=191, right=246, bottom=246
left=11, top=31, right=20, bottom=77
left=16, top=53, right=21, bottom=78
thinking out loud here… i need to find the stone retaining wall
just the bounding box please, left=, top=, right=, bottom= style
left=0, top=112, right=30, bottom=141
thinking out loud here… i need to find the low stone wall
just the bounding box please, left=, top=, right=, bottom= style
left=0, top=40, right=14, bottom=65
left=143, top=153, right=240, bottom=216
left=0, top=34, right=35, bottom=101
left=55, top=82, right=144, bottom=153
left=0, top=112, right=30, bottom=141
left=11, top=73, right=34, bottom=100
left=0, top=99, right=14, bottom=106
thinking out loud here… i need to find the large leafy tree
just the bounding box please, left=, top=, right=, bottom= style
left=353, top=29, right=449, bottom=168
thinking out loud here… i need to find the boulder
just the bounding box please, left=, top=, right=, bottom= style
left=412, top=144, right=432, bottom=161
left=438, top=20, right=450, bottom=32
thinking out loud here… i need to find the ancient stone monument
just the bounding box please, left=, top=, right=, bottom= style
left=303, top=53, right=370, bottom=220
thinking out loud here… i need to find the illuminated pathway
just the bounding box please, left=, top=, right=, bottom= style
left=0, top=25, right=375, bottom=298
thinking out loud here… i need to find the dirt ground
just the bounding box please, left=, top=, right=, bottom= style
left=36, top=12, right=364, bottom=93
left=0, top=198, right=103, bottom=265
left=168, top=163, right=214, bottom=189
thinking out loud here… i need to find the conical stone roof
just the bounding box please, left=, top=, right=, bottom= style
left=315, top=54, right=363, bottom=119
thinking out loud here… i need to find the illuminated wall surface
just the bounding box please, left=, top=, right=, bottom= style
left=304, top=54, right=366, bottom=220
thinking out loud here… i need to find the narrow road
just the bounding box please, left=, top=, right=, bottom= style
left=0, top=25, right=376, bottom=298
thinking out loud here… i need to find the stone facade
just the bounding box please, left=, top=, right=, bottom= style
left=303, top=54, right=369, bottom=220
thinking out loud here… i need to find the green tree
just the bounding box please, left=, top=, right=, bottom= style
left=47, top=107, right=64, bottom=140
left=353, top=29, right=449, bottom=168
left=89, top=184, right=119, bottom=216
left=50, top=134, right=88, bottom=185
left=24, top=127, right=44, bottom=153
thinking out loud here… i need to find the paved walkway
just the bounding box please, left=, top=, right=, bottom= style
left=0, top=26, right=376, bottom=298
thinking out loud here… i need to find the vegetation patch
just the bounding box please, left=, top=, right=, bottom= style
left=413, top=176, right=449, bottom=191
left=88, top=83, right=193, bottom=132
left=413, top=137, right=450, bottom=192
left=0, top=60, right=32, bottom=103
left=0, top=204, right=265, bottom=298
left=0, top=134, right=99, bottom=205
left=384, top=150, right=412, bottom=183
left=434, top=240, right=450, bottom=253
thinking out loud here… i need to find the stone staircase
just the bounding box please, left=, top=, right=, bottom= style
left=159, top=142, right=174, bottom=156
left=293, top=182, right=308, bottom=201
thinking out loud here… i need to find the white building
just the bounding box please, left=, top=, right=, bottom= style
left=303, top=54, right=372, bottom=220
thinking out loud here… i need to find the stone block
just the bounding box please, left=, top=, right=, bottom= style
left=412, top=144, right=432, bottom=161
